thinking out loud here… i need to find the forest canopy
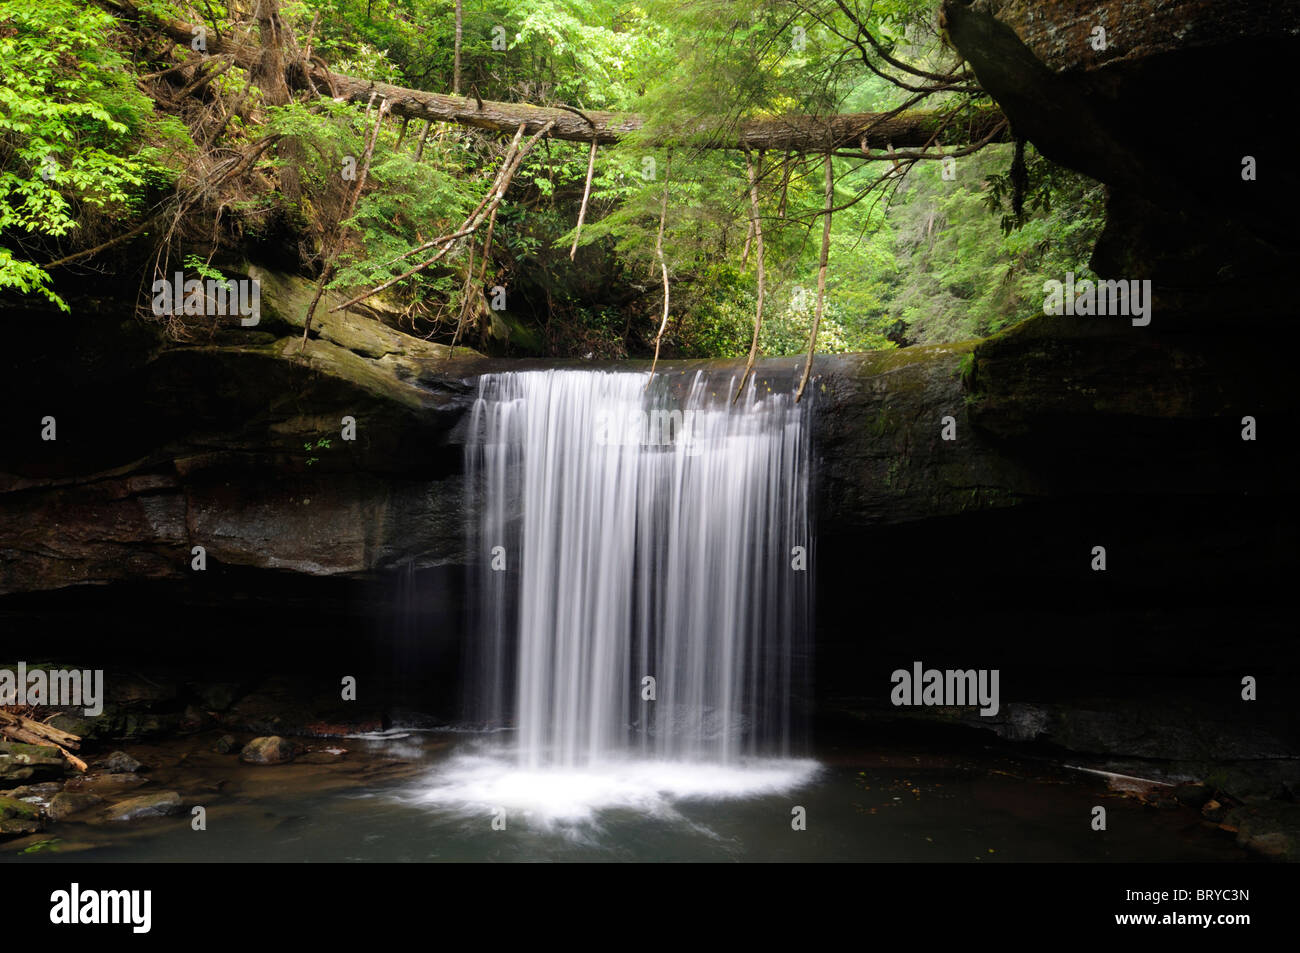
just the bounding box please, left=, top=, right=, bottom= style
left=0, top=0, right=1104, bottom=358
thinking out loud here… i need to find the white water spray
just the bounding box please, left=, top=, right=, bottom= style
left=465, top=368, right=813, bottom=769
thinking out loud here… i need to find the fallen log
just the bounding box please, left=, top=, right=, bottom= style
left=0, top=709, right=87, bottom=771
left=101, top=0, right=1008, bottom=152
left=316, top=73, right=1006, bottom=152
left=0, top=709, right=81, bottom=748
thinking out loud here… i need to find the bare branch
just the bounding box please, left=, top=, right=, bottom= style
left=797, top=153, right=833, bottom=403
left=570, top=139, right=599, bottom=260
left=733, top=149, right=767, bottom=404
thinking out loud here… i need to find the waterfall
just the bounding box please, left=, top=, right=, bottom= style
left=465, top=368, right=813, bottom=770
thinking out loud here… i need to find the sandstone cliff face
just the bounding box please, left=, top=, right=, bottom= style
left=0, top=266, right=481, bottom=593
left=944, top=0, right=1298, bottom=308
left=971, top=0, right=1294, bottom=72
left=1, top=274, right=1289, bottom=595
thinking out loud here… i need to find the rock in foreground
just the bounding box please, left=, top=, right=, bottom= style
left=102, top=791, right=183, bottom=822
left=240, top=736, right=296, bottom=765
left=0, top=794, right=43, bottom=835
left=47, top=791, right=105, bottom=821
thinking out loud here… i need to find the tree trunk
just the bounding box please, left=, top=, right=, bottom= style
left=453, top=0, right=463, bottom=96
left=316, top=73, right=1005, bottom=151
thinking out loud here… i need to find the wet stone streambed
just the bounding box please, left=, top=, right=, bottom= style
left=0, top=730, right=1255, bottom=862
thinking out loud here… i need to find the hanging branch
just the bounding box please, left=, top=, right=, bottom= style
left=477, top=208, right=500, bottom=286
left=300, top=97, right=388, bottom=351
left=1010, top=134, right=1028, bottom=224
left=797, top=153, right=834, bottom=403
left=569, top=138, right=599, bottom=260
left=301, top=10, right=320, bottom=60
left=451, top=134, right=529, bottom=354
left=369, top=123, right=527, bottom=273
left=449, top=240, right=476, bottom=351
left=414, top=120, right=432, bottom=161
left=646, top=153, right=673, bottom=387
left=45, top=217, right=156, bottom=269
left=209, top=51, right=257, bottom=145
left=733, top=148, right=766, bottom=404
left=446, top=196, right=505, bottom=358
left=557, top=102, right=598, bottom=265
left=811, top=0, right=972, bottom=94
left=777, top=151, right=794, bottom=219
left=331, top=120, right=555, bottom=313
left=740, top=151, right=763, bottom=267
left=348, top=102, right=388, bottom=210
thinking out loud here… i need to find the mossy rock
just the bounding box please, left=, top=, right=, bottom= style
left=0, top=795, right=40, bottom=820
left=0, top=742, right=66, bottom=783
left=0, top=794, right=42, bottom=836
left=246, top=264, right=473, bottom=363
left=1225, top=802, right=1300, bottom=862
left=47, top=792, right=105, bottom=821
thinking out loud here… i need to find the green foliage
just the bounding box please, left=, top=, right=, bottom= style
left=0, top=0, right=189, bottom=308
left=297, top=0, right=665, bottom=106
left=882, top=143, right=1105, bottom=343
left=183, top=253, right=230, bottom=285
left=303, top=436, right=332, bottom=465
left=266, top=98, right=476, bottom=319
left=0, top=0, right=1107, bottom=365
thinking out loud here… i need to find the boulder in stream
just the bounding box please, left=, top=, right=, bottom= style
left=102, top=791, right=183, bottom=822
left=240, top=736, right=296, bottom=765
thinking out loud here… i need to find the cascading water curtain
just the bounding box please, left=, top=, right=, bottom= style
left=466, top=369, right=812, bottom=769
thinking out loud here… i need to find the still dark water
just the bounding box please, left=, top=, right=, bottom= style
left=2, top=730, right=1251, bottom=863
